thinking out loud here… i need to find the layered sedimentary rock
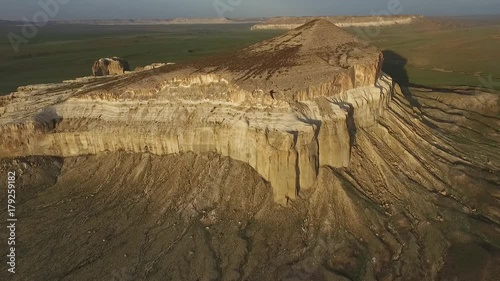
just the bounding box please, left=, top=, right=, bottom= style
left=1, top=18, right=500, bottom=281
left=2, top=20, right=389, bottom=204
left=251, top=15, right=421, bottom=30
left=1, top=86, right=498, bottom=281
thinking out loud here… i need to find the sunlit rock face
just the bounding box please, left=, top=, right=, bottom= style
left=0, top=20, right=392, bottom=204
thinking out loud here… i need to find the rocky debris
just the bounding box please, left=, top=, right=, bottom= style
left=92, top=57, right=130, bottom=76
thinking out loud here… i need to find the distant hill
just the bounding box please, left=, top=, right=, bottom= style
left=0, top=19, right=18, bottom=25
left=251, top=15, right=422, bottom=30
left=51, top=17, right=263, bottom=25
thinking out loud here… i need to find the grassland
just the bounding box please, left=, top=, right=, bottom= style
left=350, top=17, right=500, bottom=90
left=0, top=17, right=499, bottom=94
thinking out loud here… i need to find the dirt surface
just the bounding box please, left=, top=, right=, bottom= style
left=0, top=87, right=499, bottom=280
left=192, top=19, right=381, bottom=94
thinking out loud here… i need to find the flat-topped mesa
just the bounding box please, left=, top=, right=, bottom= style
left=251, top=15, right=421, bottom=30
left=0, top=19, right=394, bottom=204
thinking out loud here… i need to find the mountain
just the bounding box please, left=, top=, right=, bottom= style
left=0, top=20, right=386, bottom=203
left=0, top=19, right=499, bottom=280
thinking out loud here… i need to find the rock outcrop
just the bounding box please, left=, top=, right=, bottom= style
left=92, top=57, right=130, bottom=76
left=0, top=20, right=389, bottom=204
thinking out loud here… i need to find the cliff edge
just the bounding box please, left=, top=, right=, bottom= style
left=1, top=20, right=404, bottom=203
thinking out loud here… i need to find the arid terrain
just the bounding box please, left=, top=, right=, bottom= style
left=0, top=17, right=499, bottom=281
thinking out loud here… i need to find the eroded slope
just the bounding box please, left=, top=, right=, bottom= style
left=1, top=87, right=499, bottom=281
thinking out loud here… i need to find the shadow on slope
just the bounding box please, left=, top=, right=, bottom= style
left=382, top=50, right=422, bottom=109
left=382, top=49, right=497, bottom=95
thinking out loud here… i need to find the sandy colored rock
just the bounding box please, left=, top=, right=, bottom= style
left=92, top=57, right=130, bottom=76
left=1, top=86, right=498, bottom=280
left=0, top=20, right=390, bottom=204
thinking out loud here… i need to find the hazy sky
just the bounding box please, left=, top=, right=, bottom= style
left=0, top=0, right=499, bottom=20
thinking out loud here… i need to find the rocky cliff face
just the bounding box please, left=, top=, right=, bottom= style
left=1, top=86, right=498, bottom=281
left=0, top=20, right=388, bottom=204
left=1, top=19, right=499, bottom=281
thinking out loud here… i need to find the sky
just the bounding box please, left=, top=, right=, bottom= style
left=0, top=0, right=499, bottom=20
